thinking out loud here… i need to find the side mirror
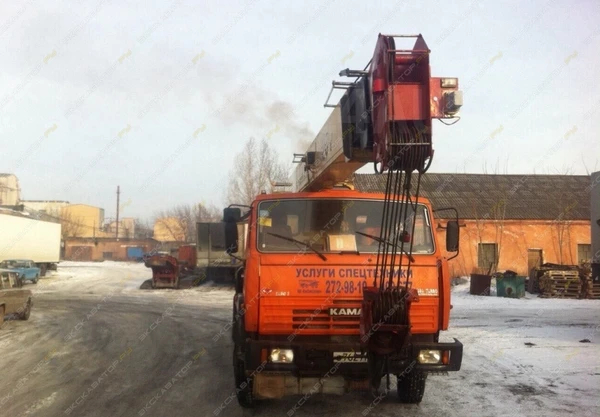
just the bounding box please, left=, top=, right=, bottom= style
left=223, top=207, right=241, bottom=223
left=223, top=208, right=241, bottom=254
left=446, top=220, right=459, bottom=252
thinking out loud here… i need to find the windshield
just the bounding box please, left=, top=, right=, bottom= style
left=0, top=260, right=20, bottom=268
left=256, top=199, right=434, bottom=254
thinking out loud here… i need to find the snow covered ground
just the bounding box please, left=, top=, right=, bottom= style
left=33, top=260, right=234, bottom=306
left=0, top=261, right=598, bottom=417
left=447, top=284, right=600, bottom=416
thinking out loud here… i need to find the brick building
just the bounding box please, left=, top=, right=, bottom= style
left=354, top=173, right=592, bottom=277
left=63, top=238, right=174, bottom=262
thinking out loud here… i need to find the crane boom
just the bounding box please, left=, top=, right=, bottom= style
left=293, top=34, right=462, bottom=192
left=292, top=106, right=366, bottom=192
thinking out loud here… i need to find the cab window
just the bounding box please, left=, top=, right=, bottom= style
left=256, top=199, right=434, bottom=254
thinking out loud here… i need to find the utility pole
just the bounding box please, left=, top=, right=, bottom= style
left=116, top=185, right=120, bottom=239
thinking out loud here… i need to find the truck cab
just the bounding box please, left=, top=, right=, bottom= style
left=225, top=188, right=462, bottom=406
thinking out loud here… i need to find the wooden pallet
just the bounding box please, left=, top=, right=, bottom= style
left=539, top=292, right=581, bottom=300
left=546, top=271, right=580, bottom=278
left=539, top=271, right=583, bottom=299
left=530, top=266, right=580, bottom=294
left=581, top=275, right=600, bottom=299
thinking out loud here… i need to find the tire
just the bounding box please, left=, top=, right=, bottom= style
left=235, top=268, right=244, bottom=293
left=0, top=305, right=5, bottom=328
left=19, top=300, right=31, bottom=321
left=33, top=274, right=39, bottom=284
left=397, top=369, right=427, bottom=404
left=233, top=346, right=256, bottom=408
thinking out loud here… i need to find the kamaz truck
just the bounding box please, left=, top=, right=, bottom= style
left=224, top=33, right=464, bottom=406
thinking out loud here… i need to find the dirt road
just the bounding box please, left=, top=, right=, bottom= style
left=0, top=262, right=598, bottom=417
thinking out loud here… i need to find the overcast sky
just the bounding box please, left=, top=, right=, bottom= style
left=1, top=0, right=599, bottom=221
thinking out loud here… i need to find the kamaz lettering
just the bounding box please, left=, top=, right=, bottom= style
left=329, top=308, right=361, bottom=316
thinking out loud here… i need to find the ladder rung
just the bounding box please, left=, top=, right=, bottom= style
left=381, top=34, right=421, bottom=38
left=387, top=49, right=430, bottom=54
left=389, top=143, right=431, bottom=146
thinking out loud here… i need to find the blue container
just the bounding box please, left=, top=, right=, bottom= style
left=496, top=275, right=526, bottom=298
left=127, top=247, right=144, bottom=260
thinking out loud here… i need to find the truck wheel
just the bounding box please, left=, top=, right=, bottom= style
left=19, top=301, right=32, bottom=321
left=233, top=346, right=256, bottom=408
left=396, top=369, right=427, bottom=403
left=33, top=274, right=39, bottom=284
left=235, top=268, right=244, bottom=293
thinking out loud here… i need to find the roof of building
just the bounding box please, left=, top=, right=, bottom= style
left=0, top=207, right=60, bottom=223
left=354, top=173, right=591, bottom=220
left=21, top=200, right=70, bottom=203
left=64, top=203, right=103, bottom=210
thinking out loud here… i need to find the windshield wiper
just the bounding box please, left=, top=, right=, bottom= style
left=355, top=231, right=415, bottom=263
left=266, top=233, right=327, bottom=261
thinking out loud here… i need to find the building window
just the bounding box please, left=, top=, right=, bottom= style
left=103, top=252, right=113, bottom=260
left=478, top=243, right=498, bottom=270
left=577, top=244, right=592, bottom=264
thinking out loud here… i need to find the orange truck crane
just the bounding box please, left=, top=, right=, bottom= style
left=224, top=34, right=463, bottom=407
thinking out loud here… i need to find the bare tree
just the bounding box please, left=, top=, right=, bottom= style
left=490, top=194, right=507, bottom=272
left=197, top=203, right=221, bottom=223
left=133, top=218, right=154, bottom=239
left=468, top=196, right=487, bottom=274
left=227, top=137, right=289, bottom=206
left=468, top=186, right=508, bottom=274
left=49, top=208, right=85, bottom=239
left=551, top=200, right=577, bottom=264
left=154, top=203, right=221, bottom=242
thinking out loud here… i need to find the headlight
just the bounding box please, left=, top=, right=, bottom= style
left=440, top=78, right=458, bottom=88
left=417, top=349, right=441, bottom=364
left=269, top=348, right=294, bottom=363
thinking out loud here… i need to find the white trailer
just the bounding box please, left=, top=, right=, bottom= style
left=0, top=211, right=62, bottom=275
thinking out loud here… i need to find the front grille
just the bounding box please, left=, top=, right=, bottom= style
left=292, top=323, right=330, bottom=329
left=261, top=297, right=438, bottom=334
left=291, top=308, right=361, bottom=331
left=292, top=317, right=329, bottom=322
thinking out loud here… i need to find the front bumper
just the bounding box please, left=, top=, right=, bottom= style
left=244, top=335, right=463, bottom=376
